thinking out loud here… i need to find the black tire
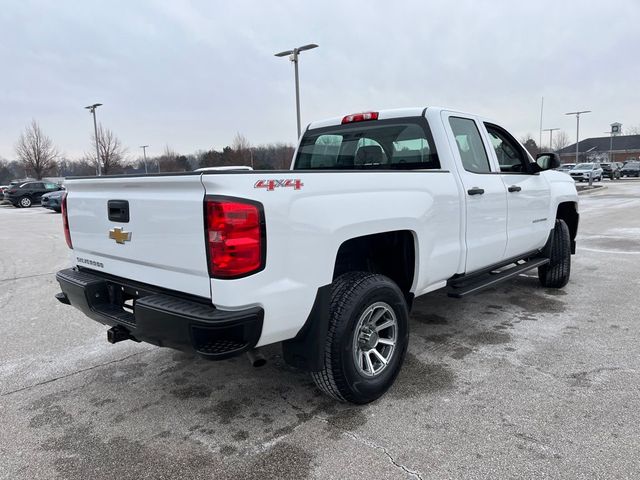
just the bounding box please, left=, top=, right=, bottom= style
left=311, top=272, right=409, bottom=404
left=18, top=196, right=32, bottom=208
left=538, top=219, right=571, bottom=288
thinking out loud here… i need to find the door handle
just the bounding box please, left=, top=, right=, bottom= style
left=508, top=185, right=522, bottom=192
left=467, top=187, right=485, bottom=196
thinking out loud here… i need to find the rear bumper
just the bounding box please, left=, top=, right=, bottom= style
left=55, top=268, right=263, bottom=360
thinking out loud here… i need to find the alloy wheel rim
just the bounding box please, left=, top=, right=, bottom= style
left=21, top=198, right=30, bottom=207
left=352, top=301, right=398, bottom=377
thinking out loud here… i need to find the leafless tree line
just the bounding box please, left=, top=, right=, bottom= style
left=4, top=121, right=295, bottom=183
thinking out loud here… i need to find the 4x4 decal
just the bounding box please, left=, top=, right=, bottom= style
left=254, top=179, right=304, bottom=191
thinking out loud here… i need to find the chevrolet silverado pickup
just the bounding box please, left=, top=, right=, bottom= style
left=55, top=107, right=579, bottom=404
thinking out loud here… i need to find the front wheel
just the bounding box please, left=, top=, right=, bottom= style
left=311, top=272, right=409, bottom=404
left=538, top=219, right=571, bottom=288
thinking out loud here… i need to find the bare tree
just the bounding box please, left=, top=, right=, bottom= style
left=232, top=132, right=250, bottom=152
left=232, top=132, right=251, bottom=166
left=625, top=125, right=640, bottom=135
left=552, top=130, right=570, bottom=151
left=14, top=120, right=58, bottom=179
left=158, top=145, right=178, bottom=172
left=519, top=134, right=539, bottom=157
left=90, top=125, right=126, bottom=175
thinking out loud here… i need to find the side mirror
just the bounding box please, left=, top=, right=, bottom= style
left=536, top=152, right=561, bottom=171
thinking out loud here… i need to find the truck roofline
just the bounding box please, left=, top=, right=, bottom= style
left=306, top=106, right=490, bottom=131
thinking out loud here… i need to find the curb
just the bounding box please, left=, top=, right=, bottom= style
left=577, top=185, right=608, bottom=195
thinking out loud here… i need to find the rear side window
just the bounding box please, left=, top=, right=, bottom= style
left=448, top=117, right=491, bottom=174
left=294, top=119, right=439, bottom=170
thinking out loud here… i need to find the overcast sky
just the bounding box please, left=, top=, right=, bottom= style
left=1, top=0, right=639, bottom=160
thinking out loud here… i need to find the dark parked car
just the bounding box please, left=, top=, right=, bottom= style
left=41, top=189, right=65, bottom=212
left=4, top=181, right=63, bottom=208
left=600, top=162, right=622, bottom=180
left=621, top=161, right=640, bottom=177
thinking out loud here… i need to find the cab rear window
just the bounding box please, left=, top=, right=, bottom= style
left=293, top=118, right=440, bottom=170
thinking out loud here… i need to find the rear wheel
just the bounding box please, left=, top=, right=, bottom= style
left=538, top=219, right=571, bottom=288
left=19, top=196, right=32, bottom=208
left=311, top=272, right=409, bottom=404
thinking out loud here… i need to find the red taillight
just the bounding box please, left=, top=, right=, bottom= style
left=61, top=192, right=72, bottom=249
left=205, top=198, right=265, bottom=279
left=341, top=111, right=379, bottom=124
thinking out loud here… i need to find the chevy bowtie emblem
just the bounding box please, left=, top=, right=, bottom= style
left=109, top=227, right=132, bottom=244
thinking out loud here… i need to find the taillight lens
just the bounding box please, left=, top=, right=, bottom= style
left=61, top=192, right=72, bottom=249
left=205, top=198, right=265, bottom=278
left=341, top=111, right=379, bottom=124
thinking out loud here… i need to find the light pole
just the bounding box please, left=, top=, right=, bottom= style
left=140, top=145, right=149, bottom=174
left=565, top=110, right=591, bottom=164
left=542, top=128, right=560, bottom=151
left=85, top=103, right=103, bottom=175
left=275, top=43, right=318, bottom=139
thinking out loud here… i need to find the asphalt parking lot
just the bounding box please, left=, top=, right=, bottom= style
left=1, top=181, right=639, bottom=479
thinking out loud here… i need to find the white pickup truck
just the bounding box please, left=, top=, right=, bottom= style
left=56, top=107, right=578, bottom=404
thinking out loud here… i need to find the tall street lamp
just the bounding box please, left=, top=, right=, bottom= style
left=565, top=110, right=591, bottom=164
left=542, top=128, right=560, bottom=151
left=85, top=103, right=103, bottom=175
left=139, top=145, right=149, bottom=174
left=275, top=43, right=318, bottom=139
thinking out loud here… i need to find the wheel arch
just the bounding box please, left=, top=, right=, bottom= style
left=556, top=201, right=579, bottom=254
left=282, top=229, right=418, bottom=372
left=332, top=230, right=417, bottom=305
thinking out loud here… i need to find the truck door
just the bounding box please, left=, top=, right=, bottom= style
left=482, top=122, right=551, bottom=258
left=442, top=113, right=508, bottom=273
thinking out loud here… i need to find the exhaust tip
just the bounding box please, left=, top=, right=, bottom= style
left=246, top=349, right=267, bottom=368
left=252, top=357, right=267, bottom=368
left=55, top=292, right=71, bottom=305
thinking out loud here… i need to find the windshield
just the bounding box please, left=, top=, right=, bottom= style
left=623, top=162, right=639, bottom=168
left=573, top=163, right=593, bottom=170
left=293, top=118, right=440, bottom=170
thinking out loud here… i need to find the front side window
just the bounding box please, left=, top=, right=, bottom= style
left=294, top=119, right=439, bottom=170
left=485, top=124, right=529, bottom=173
left=448, top=117, right=491, bottom=174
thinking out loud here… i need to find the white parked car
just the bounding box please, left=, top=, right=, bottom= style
left=569, top=163, right=603, bottom=182
left=55, top=107, right=578, bottom=404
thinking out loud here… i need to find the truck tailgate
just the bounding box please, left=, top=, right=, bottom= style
left=65, top=175, right=211, bottom=299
